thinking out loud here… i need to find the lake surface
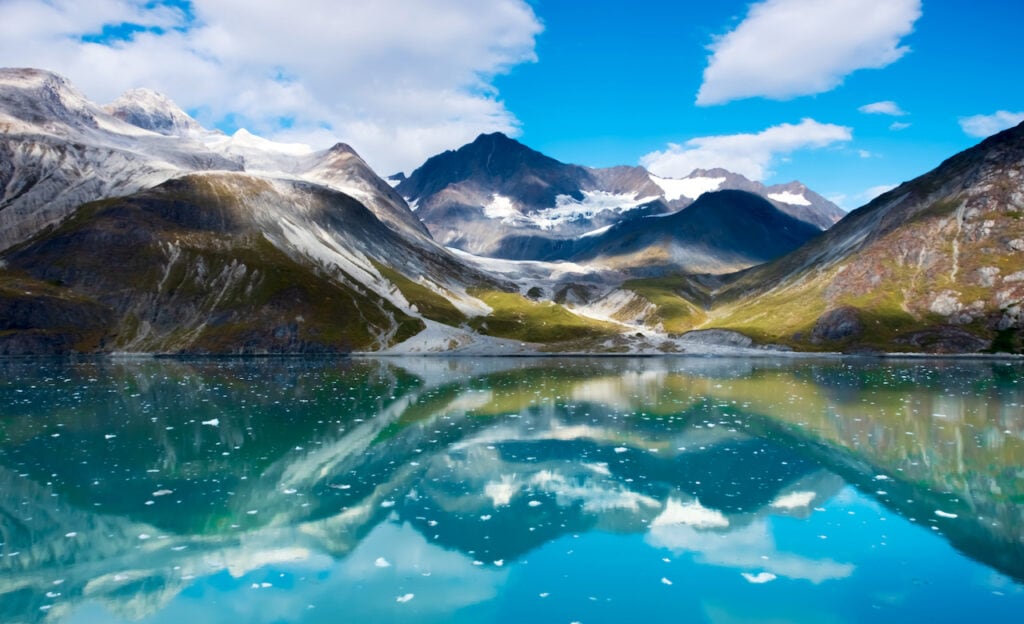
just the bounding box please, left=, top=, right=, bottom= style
left=1, top=356, right=1022, bottom=623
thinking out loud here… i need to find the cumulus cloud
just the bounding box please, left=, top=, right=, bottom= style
left=696, top=0, right=921, bottom=105
left=858, top=101, right=907, bottom=116
left=639, top=119, right=852, bottom=181
left=959, top=110, right=1024, bottom=138
left=0, top=0, right=542, bottom=174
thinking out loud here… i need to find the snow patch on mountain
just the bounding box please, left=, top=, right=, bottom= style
left=542, top=190, right=658, bottom=225
left=483, top=194, right=521, bottom=220
left=649, top=174, right=725, bottom=201
left=767, top=191, right=812, bottom=206
left=483, top=191, right=656, bottom=230
left=581, top=224, right=613, bottom=238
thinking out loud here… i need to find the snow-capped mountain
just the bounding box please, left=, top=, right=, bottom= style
left=0, top=69, right=516, bottom=354
left=103, top=87, right=204, bottom=137
left=2, top=67, right=1020, bottom=355
left=0, top=68, right=239, bottom=251
left=396, top=132, right=844, bottom=260
left=0, top=68, right=429, bottom=253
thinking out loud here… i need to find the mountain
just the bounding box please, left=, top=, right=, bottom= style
left=103, top=87, right=204, bottom=137
left=2, top=68, right=1022, bottom=355
left=396, top=132, right=844, bottom=260
left=632, top=121, right=1024, bottom=353
left=569, top=190, right=823, bottom=275
left=0, top=69, right=530, bottom=354
left=0, top=68, right=239, bottom=252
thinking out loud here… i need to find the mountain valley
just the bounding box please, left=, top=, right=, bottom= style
left=1, top=68, right=1022, bottom=355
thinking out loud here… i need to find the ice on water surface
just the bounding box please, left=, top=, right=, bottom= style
left=0, top=356, right=1022, bottom=623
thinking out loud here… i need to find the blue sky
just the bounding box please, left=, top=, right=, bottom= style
left=497, top=0, right=1024, bottom=207
left=1, top=0, right=1022, bottom=209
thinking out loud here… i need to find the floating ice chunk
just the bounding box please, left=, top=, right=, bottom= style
left=283, top=488, right=297, bottom=495
left=770, top=491, right=816, bottom=510
left=105, top=434, right=116, bottom=440
left=152, top=489, right=173, bottom=497
left=528, top=501, right=542, bottom=507
left=65, top=532, right=77, bottom=538
left=614, top=447, right=628, bottom=454
left=381, top=501, right=396, bottom=508
left=375, top=557, right=391, bottom=568
left=874, top=475, right=890, bottom=481
left=494, top=560, right=504, bottom=567
left=261, top=582, right=272, bottom=588
left=396, top=593, right=414, bottom=603
left=480, top=514, right=492, bottom=521
left=661, top=577, right=673, bottom=585
left=539, top=592, right=550, bottom=598
left=138, top=533, right=151, bottom=540
left=741, top=572, right=777, bottom=584
left=935, top=510, right=958, bottom=519
left=201, top=418, right=219, bottom=427
left=652, top=498, right=729, bottom=529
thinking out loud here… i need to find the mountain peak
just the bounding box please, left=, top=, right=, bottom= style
left=104, top=87, right=201, bottom=137
left=0, top=67, right=99, bottom=130
left=470, top=131, right=518, bottom=146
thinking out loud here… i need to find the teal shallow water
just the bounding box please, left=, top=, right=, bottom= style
left=1, top=356, right=1022, bottom=623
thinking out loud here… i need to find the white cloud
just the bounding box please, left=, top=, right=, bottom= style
left=639, top=119, right=852, bottom=181
left=859, top=184, right=897, bottom=203
left=696, top=0, right=921, bottom=105
left=858, top=101, right=907, bottom=116
left=959, top=110, right=1024, bottom=138
left=889, top=121, right=912, bottom=131
left=0, top=0, right=542, bottom=174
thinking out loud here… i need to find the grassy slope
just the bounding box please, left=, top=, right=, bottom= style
left=466, top=288, right=618, bottom=346
left=5, top=176, right=426, bottom=353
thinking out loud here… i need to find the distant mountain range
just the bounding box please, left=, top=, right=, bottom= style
left=396, top=131, right=843, bottom=262
left=1, top=68, right=1022, bottom=354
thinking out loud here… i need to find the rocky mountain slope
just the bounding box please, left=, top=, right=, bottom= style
left=396, top=132, right=843, bottom=261
left=2, top=68, right=1022, bottom=355
left=568, top=189, right=823, bottom=275
left=649, top=121, right=1024, bottom=353
left=0, top=69, right=534, bottom=354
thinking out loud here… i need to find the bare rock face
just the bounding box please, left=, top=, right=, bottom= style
left=678, top=329, right=754, bottom=348
left=811, top=306, right=863, bottom=343
left=895, top=326, right=991, bottom=353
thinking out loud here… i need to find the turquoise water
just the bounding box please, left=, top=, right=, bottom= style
left=0, top=356, right=1022, bottom=623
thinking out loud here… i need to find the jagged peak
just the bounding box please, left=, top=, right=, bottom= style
left=104, top=87, right=202, bottom=137
left=0, top=67, right=75, bottom=92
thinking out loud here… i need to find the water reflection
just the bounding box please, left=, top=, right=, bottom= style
left=0, top=356, right=1022, bottom=622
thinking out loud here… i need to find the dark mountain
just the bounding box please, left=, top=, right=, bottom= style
left=399, top=131, right=593, bottom=207
left=571, top=190, right=823, bottom=275
left=396, top=132, right=842, bottom=260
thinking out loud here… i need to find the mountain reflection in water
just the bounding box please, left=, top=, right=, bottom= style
left=0, top=356, right=1022, bottom=623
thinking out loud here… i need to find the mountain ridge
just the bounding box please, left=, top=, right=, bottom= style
left=396, top=131, right=844, bottom=263
left=1, top=68, right=1022, bottom=355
